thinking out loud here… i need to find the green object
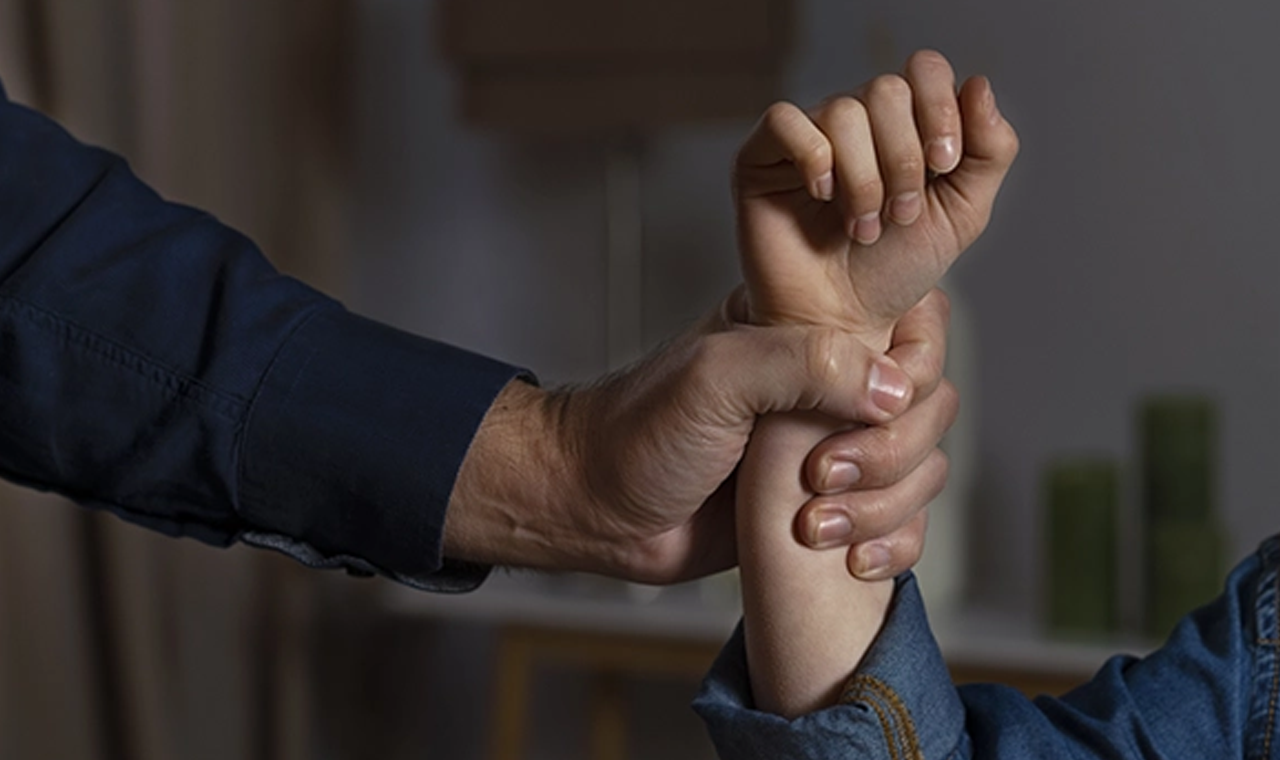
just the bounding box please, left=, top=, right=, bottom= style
left=1144, top=518, right=1225, bottom=640
left=1140, top=395, right=1216, bottom=522
left=1045, top=457, right=1119, bottom=637
left=1138, top=393, right=1225, bottom=639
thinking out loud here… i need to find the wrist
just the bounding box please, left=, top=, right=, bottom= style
left=443, top=379, right=590, bottom=572
left=736, top=410, right=896, bottom=717
left=741, top=411, right=853, bottom=527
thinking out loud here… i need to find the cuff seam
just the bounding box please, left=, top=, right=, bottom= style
left=841, top=673, right=923, bottom=760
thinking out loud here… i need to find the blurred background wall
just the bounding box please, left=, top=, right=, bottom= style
left=348, top=0, right=1279, bottom=618
left=1, top=0, right=1277, bottom=758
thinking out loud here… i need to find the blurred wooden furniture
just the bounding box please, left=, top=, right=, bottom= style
left=491, top=626, right=717, bottom=760
left=438, top=0, right=794, bottom=132
left=438, top=0, right=797, bottom=369
left=385, top=574, right=1153, bottom=760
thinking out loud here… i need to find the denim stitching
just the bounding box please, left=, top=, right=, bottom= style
left=839, top=676, right=902, bottom=760
left=841, top=674, right=922, bottom=760
left=861, top=676, right=922, bottom=760
left=838, top=675, right=898, bottom=760
left=857, top=691, right=903, bottom=760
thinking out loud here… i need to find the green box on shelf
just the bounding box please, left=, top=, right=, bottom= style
left=1140, top=395, right=1216, bottom=522
left=1145, top=518, right=1226, bottom=641
left=1044, top=457, right=1119, bottom=637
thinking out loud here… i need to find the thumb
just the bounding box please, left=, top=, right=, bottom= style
left=714, top=324, right=915, bottom=425
left=935, top=76, right=1020, bottom=248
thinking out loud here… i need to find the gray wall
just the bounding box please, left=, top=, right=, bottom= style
left=344, top=0, right=1279, bottom=755
left=352, top=0, right=1278, bottom=615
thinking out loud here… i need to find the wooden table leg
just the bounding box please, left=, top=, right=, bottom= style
left=589, top=672, right=626, bottom=760
left=491, top=628, right=532, bottom=760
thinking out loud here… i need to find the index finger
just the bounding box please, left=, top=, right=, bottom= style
left=734, top=101, right=835, bottom=202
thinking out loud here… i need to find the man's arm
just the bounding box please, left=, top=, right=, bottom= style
left=0, top=79, right=525, bottom=589
left=0, top=77, right=953, bottom=589
left=443, top=305, right=921, bottom=583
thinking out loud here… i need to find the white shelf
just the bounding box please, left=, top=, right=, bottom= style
left=383, top=571, right=741, bottom=642
left=383, top=572, right=1156, bottom=676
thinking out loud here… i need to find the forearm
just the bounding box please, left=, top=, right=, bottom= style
left=0, top=81, right=523, bottom=588
left=737, top=410, right=894, bottom=718
left=444, top=380, right=593, bottom=572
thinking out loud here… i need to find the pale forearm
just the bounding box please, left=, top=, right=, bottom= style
left=737, top=411, right=894, bottom=718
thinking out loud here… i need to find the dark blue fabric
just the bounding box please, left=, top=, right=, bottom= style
left=0, top=82, right=524, bottom=590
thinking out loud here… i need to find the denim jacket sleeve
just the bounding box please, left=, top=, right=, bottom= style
left=0, top=80, right=526, bottom=591
left=696, top=534, right=1280, bottom=759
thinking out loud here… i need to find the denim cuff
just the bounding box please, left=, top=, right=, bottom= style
left=694, top=573, right=967, bottom=760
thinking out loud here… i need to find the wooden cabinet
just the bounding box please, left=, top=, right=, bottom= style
left=438, top=0, right=794, bottom=131
left=385, top=576, right=1153, bottom=760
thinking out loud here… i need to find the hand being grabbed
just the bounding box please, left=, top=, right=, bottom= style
left=735, top=49, right=1019, bottom=348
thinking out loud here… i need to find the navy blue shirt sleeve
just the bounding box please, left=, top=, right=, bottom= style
left=0, top=80, right=526, bottom=591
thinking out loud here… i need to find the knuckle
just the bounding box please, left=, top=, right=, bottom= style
left=820, top=96, right=868, bottom=128
left=931, top=381, right=962, bottom=429
left=931, top=288, right=952, bottom=322
left=850, top=175, right=886, bottom=206
left=937, top=378, right=959, bottom=411
left=891, top=152, right=927, bottom=182
left=1004, top=129, right=1023, bottom=162
left=916, top=508, right=930, bottom=535
left=686, top=331, right=757, bottom=418
left=801, top=327, right=845, bottom=399
left=865, top=74, right=912, bottom=105
left=951, top=199, right=993, bottom=247
left=935, top=379, right=961, bottom=425
left=799, top=140, right=833, bottom=174
left=927, top=449, right=951, bottom=498
left=928, top=101, right=960, bottom=130
left=848, top=492, right=894, bottom=537
left=906, top=49, right=953, bottom=79
left=762, top=100, right=802, bottom=131
left=891, top=521, right=927, bottom=569
left=920, top=337, right=948, bottom=386
left=867, top=426, right=906, bottom=481
left=688, top=331, right=729, bottom=388
left=760, top=100, right=831, bottom=172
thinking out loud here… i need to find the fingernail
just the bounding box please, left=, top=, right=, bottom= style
left=889, top=191, right=922, bottom=225
left=852, top=212, right=881, bottom=245
left=855, top=543, right=894, bottom=579
left=820, top=459, right=862, bottom=493
left=868, top=358, right=910, bottom=415
left=813, top=172, right=835, bottom=201
left=809, top=508, right=854, bottom=549
left=928, top=136, right=960, bottom=174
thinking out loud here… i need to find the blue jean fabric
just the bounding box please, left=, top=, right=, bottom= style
left=696, top=534, right=1280, bottom=759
